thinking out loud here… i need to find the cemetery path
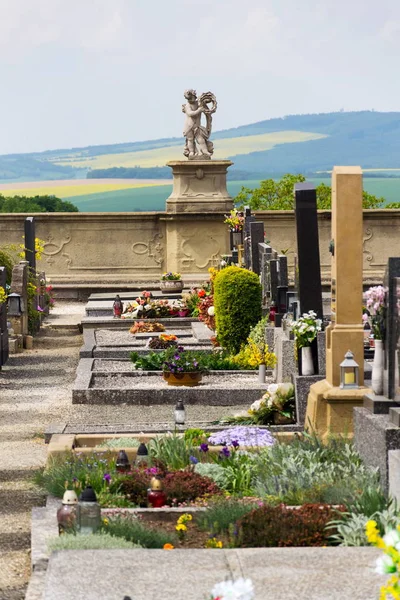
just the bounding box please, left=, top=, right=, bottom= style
left=0, top=301, right=250, bottom=599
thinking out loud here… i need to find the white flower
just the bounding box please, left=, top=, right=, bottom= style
left=278, top=382, right=294, bottom=396
left=383, top=529, right=400, bottom=548
left=208, top=306, right=215, bottom=316
left=250, top=399, right=263, bottom=411
left=144, top=304, right=152, bottom=311
left=267, top=383, right=279, bottom=394
left=211, top=577, right=255, bottom=600
left=375, top=554, right=396, bottom=575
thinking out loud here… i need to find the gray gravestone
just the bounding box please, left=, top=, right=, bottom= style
left=294, top=183, right=323, bottom=319
left=0, top=267, right=9, bottom=368
left=24, top=216, right=36, bottom=273
left=243, top=207, right=255, bottom=270
left=249, top=221, right=264, bottom=275
left=269, top=259, right=279, bottom=305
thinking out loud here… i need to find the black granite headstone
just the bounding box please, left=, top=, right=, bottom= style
left=294, top=183, right=323, bottom=320
left=278, top=255, right=288, bottom=287
left=269, top=259, right=279, bottom=305
left=0, top=267, right=9, bottom=368
left=383, top=258, right=400, bottom=400
left=249, top=221, right=264, bottom=275
left=24, top=216, right=36, bottom=273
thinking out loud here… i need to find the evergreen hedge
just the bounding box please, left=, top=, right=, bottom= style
left=214, top=266, right=262, bottom=354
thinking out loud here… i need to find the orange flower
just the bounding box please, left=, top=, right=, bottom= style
left=198, top=289, right=206, bottom=298
left=163, top=543, right=174, bottom=550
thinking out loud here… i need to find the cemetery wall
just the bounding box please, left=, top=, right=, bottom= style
left=0, top=209, right=399, bottom=288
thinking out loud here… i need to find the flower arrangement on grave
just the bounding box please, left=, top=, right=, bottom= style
left=218, top=383, right=295, bottom=426
left=162, top=346, right=203, bottom=374
left=291, top=310, right=322, bottom=349
left=224, top=209, right=245, bottom=232
left=129, top=321, right=165, bottom=334
left=198, top=294, right=215, bottom=331
left=364, top=285, right=386, bottom=341
left=0, top=286, right=7, bottom=305
left=210, top=577, right=254, bottom=600
left=148, top=334, right=178, bottom=350
left=123, top=295, right=183, bottom=319
left=161, top=272, right=181, bottom=281
left=365, top=520, right=400, bottom=598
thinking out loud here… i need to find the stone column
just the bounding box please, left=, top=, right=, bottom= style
left=305, top=167, right=370, bottom=439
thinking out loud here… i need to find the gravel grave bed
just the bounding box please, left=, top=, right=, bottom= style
left=91, top=373, right=272, bottom=389
left=95, top=329, right=194, bottom=346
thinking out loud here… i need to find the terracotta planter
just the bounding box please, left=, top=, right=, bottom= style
left=160, top=280, right=183, bottom=294
left=273, top=413, right=294, bottom=425
left=163, top=372, right=202, bottom=386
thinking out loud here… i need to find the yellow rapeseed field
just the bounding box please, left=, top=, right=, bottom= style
left=54, top=131, right=327, bottom=169
left=0, top=182, right=165, bottom=199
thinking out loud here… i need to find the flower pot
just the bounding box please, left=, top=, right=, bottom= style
left=178, top=309, right=190, bottom=318
left=372, top=339, right=384, bottom=395
left=160, top=280, right=183, bottom=294
left=301, top=346, right=314, bottom=376
left=163, top=372, right=202, bottom=386
left=258, top=364, right=266, bottom=383
left=273, top=413, right=294, bottom=425
left=231, top=231, right=243, bottom=248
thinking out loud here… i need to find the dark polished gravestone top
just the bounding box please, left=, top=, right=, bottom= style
left=249, top=221, right=264, bottom=275
left=24, top=216, right=36, bottom=273
left=384, top=258, right=400, bottom=400
left=0, top=267, right=9, bottom=368
left=294, top=183, right=323, bottom=320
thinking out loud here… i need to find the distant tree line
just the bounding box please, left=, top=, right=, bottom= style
left=87, top=166, right=172, bottom=179
left=235, top=174, right=400, bottom=210
left=0, top=194, right=79, bottom=213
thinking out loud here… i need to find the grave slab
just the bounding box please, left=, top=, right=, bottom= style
left=41, top=547, right=385, bottom=600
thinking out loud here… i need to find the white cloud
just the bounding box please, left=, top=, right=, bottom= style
left=379, top=20, right=400, bottom=44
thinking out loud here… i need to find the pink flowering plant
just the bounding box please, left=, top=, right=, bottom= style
left=364, top=285, right=386, bottom=341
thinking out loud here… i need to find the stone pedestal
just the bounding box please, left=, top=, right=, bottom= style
left=166, top=160, right=234, bottom=214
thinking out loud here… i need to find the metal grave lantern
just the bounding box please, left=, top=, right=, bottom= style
left=174, top=399, right=185, bottom=425
left=340, top=350, right=360, bottom=389
left=7, top=293, right=24, bottom=317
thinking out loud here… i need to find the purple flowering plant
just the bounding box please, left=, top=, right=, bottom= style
left=208, top=426, right=275, bottom=448
left=162, top=346, right=204, bottom=374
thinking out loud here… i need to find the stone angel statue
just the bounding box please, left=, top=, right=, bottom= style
left=182, top=90, right=217, bottom=160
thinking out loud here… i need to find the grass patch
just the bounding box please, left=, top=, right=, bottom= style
left=48, top=531, right=141, bottom=551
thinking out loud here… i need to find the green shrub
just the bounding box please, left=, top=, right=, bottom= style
left=237, top=503, right=344, bottom=547
left=47, top=532, right=140, bottom=551
left=214, top=266, right=262, bottom=353
left=97, top=437, right=141, bottom=449
left=148, top=432, right=194, bottom=470
left=115, top=469, right=153, bottom=506
left=106, top=515, right=176, bottom=548
left=194, top=462, right=228, bottom=489
left=198, top=497, right=258, bottom=535
left=0, top=248, right=15, bottom=286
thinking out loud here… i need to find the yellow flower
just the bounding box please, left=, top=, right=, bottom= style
left=103, top=518, right=109, bottom=526
left=175, top=524, right=187, bottom=532
left=205, top=537, right=223, bottom=549
left=163, top=543, right=174, bottom=550
left=177, top=513, right=192, bottom=525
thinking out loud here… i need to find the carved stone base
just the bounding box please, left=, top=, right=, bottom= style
left=166, top=160, right=234, bottom=213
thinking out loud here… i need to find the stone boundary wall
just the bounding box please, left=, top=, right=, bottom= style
left=0, top=209, right=398, bottom=287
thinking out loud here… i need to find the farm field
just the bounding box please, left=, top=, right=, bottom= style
left=0, top=178, right=171, bottom=199
left=52, top=131, right=327, bottom=169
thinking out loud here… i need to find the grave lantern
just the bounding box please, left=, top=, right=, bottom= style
left=147, top=476, right=167, bottom=508
left=116, top=449, right=130, bottom=473
left=57, top=490, right=78, bottom=535
left=77, top=486, right=101, bottom=534
left=340, top=350, right=359, bottom=389
left=7, top=293, right=24, bottom=317
left=135, top=442, right=149, bottom=466
left=174, top=399, right=185, bottom=425
left=113, top=294, right=124, bottom=318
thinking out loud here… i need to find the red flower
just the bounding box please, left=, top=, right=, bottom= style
left=198, top=290, right=206, bottom=298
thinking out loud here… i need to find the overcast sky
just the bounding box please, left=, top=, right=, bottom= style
left=0, top=0, right=399, bottom=154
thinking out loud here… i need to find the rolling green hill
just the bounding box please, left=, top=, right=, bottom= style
left=1, top=111, right=400, bottom=181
